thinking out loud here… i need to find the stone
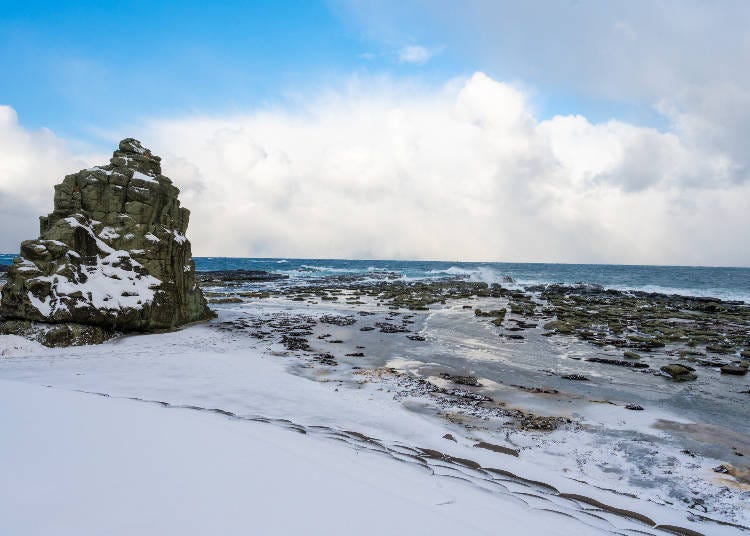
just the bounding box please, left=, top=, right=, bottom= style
left=0, top=138, right=212, bottom=339
left=562, top=374, right=589, bottom=381
left=660, top=364, right=697, bottom=381
left=720, top=365, right=748, bottom=376
left=440, top=373, right=480, bottom=386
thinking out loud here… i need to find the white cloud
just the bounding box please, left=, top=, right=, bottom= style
left=338, top=1, right=750, bottom=180
left=0, top=106, right=90, bottom=252
left=398, top=45, right=436, bottom=64
left=1, top=72, right=749, bottom=265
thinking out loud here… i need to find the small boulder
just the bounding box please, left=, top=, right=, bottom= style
left=721, top=364, right=748, bottom=376
left=660, top=364, right=697, bottom=381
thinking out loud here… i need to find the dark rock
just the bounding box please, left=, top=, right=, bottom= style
left=320, top=314, right=356, bottom=326
left=562, top=374, right=589, bottom=381
left=196, top=269, right=288, bottom=283
left=281, top=336, right=311, bottom=351
left=587, top=357, right=649, bottom=369
left=440, top=373, right=480, bottom=387
left=407, top=334, right=426, bottom=341
left=660, top=364, right=698, bottom=381
left=375, top=322, right=408, bottom=333
left=1, top=138, right=211, bottom=337
left=625, top=404, right=644, bottom=411
left=473, top=441, right=520, bottom=457
left=721, top=365, right=748, bottom=376
left=314, top=352, right=337, bottom=366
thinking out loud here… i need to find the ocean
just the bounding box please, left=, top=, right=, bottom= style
left=3, top=254, right=750, bottom=303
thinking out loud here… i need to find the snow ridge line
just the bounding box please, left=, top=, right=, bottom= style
left=57, top=385, right=742, bottom=536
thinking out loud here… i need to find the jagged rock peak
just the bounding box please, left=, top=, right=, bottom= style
left=109, top=138, right=163, bottom=178
left=0, top=138, right=212, bottom=344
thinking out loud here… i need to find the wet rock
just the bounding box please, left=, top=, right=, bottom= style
left=314, top=353, right=337, bottom=366
left=345, top=352, right=364, bottom=357
left=281, top=336, right=311, bottom=352
left=543, top=320, right=574, bottom=334
left=623, top=351, right=641, bottom=360
left=512, top=384, right=559, bottom=394
left=473, top=441, right=520, bottom=457
left=208, top=296, right=242, bottom=304
left=442, top=433, right=457, bottom=442
left=407, top=334, right=426, bottom=341
left=713, top=465, right=730, bottom=474
left=706, top=344, right=734, bottom=354
left=625, top=404, right=644, bottom=411
left=503, top=333, right=525, bottom=340
left=721, top=364, right=748, bottom=376
left=445, top=389, right=493, bottom=402
left=587, top=357, right=649, bottom=369
left=660, top=364, right=698, bottom=381
left=359, top=326, right=375, bottom=331
left=562, top=374, right=589, bottom=381
left=320, top=314, right=356, bottom=326
left=375, top=322, right=408, bottom=333
left=440, top=373, right=480, bottom=387
left=196, top=269, right=288, bottom=283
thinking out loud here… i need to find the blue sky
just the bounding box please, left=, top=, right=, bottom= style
left=0, top=0, right=668, bottom=145
left=1, top=1, right=452, bottom=141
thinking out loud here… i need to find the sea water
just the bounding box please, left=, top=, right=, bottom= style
left=2, top=254, right=749, bottom=303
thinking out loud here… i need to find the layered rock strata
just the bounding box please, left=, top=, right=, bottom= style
left=0, top=138, right=211, bottom=336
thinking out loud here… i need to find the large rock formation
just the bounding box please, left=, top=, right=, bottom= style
left=0, top=138, right=211, bottom=337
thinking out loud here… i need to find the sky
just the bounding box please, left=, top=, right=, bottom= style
left=1, top=0, right=749, bottom=265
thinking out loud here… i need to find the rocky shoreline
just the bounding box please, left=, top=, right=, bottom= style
left=2, top=264, right=749, bottom=531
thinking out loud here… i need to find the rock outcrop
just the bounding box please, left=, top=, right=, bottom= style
left=0, top=138, right=211, bottom=337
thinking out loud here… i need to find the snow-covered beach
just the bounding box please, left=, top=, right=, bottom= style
left=2, top=285, right=748, bottom=535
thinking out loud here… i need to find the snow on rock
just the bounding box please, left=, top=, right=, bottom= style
left=0, top=138, right=211, bottom=340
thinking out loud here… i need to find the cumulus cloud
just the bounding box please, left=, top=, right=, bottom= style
left=135, top=72, right=746, bottom=265
left=1, top=72, right=749, bottom=265
left=337, top=0, right=750, bottom=178
left=0, top=106, right=90, bottom=252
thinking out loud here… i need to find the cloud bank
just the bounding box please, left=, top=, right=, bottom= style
left=1, top=72, right=748, bottom=265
